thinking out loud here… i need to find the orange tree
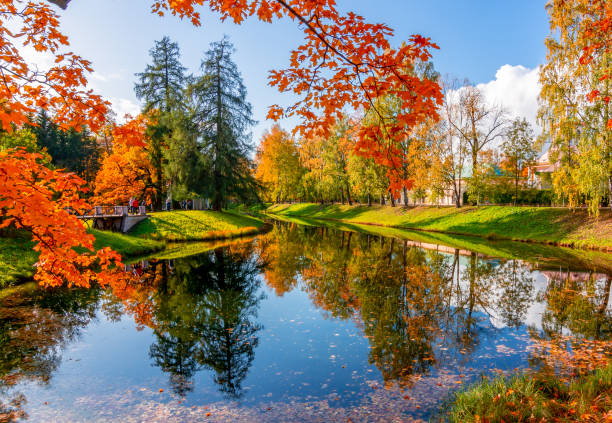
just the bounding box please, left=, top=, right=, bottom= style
left=152, top=0, right=444, bottom=197
left=0, top=0, right=127, bottom=288
left=2, top=0, right=442, bottom=287
left=94, top=114, right=157, bottom=206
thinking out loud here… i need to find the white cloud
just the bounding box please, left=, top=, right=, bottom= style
left=109, top=97, right=140, bottom=121
left=475, top=64, right=541, bottom=132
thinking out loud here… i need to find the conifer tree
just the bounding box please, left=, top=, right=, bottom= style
left=135, top=36, right=187, bottom=207
left=186, top=37, right=258, bottom=210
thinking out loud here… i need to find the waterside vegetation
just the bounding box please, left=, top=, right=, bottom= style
left=267, top=203, right=612, bottom=251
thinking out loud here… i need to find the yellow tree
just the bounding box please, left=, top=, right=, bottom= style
left=254, top=125, right=302, bottom=203
left=540, top=0, right=612, bottom=212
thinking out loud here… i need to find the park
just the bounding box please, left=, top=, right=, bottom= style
left=0, top=0, right=611, bottom=422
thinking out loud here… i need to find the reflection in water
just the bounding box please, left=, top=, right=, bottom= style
left=116, top=245, right=264, bottom=398
left=0, top=285, right=99, bottom=421
left=257, top=221, right=612, bottom=388
left=0, top=221, right=610, bottom=421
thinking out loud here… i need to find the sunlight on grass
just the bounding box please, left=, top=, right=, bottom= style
left=130, top=210, right=264, bottom=241
left=268, top=204, right=612, bottom=250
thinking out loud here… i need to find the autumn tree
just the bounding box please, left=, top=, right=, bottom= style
left=501, top=118, right=537, bottom=205
left=539, top=0, right=612, bottom=213
left=94, top=114, right=157, bottom=206
left=254, top=125, right=303, bottom=203
left=151, top=0, right=443, bottom=196
left=448, top=84, right=507, bottom=204
left=0, top=0, right=132, bottom=288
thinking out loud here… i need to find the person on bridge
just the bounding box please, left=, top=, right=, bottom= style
left=128, top=197, right=134, bottom=214
left=132, top=198, right=139, bottom=214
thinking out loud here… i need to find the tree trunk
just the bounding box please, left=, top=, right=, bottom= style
left=390, top=194, right=395, bottom=207
left=402, top=186, right=408, bottom=206
left=346, top=184, right=353, bottom=205
left=380, top=193, right=384, bottom=205
left=367, top=192, right=371, bottom=207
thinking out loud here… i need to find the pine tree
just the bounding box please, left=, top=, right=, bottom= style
left=186, top=37, right=258, bottom=210
left=135, top=36, right=186, bottom=113
left=134, top=36, right=187, bottom=208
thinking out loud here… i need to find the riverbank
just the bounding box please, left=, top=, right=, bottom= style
left=0, top=230, right=165, bottom=286
left=446, top=363, right=612, bottom=422
left=267, top=204, right=612, bottom=251
left=0, top=210, right=264, bottom=285
left=129, top=210, right=265, bottom=241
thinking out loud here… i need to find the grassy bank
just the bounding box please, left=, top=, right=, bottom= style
left=0, top=230, right=164, bottom=286
left=1, top=210, right=264, bottom=285
left=270, top=213, right=612, bottom=273
left=446, top=363, right=612, bottom=422
left=267, top=203, right=612, bottom=251
left=130, top=210, right=265, bottom=241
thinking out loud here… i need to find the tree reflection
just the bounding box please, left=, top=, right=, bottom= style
left=0, top=284, right=99, bottom=421
left=256, top=222, right=549, bottom=387
left=133, top=245, right=264, bottom=398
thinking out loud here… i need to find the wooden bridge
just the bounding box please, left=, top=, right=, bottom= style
left=76, top=205, right=149, bottom=233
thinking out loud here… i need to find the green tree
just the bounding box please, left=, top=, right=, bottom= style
left=29, top=109, right=100, bottom=185
left=502, top=118, right=537, bottom=205
left=187, top=37, right=258, bottom=210
left=134, top=36, right=187, bottom=208
left=539, top=1, right=612, bottom=213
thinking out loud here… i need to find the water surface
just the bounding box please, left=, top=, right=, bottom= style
left=1, top=220, right=610, bottom=422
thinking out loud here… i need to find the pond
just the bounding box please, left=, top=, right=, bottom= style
left=1, top=219, right=611, bottom=422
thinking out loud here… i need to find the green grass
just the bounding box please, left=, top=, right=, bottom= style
left=447, top=363, right=612, bottom=422
left=267, top=204, right=612, bottom=251
left=270, top=214, right=612, bottom=273
left=129, top=210, right=265, bottom=241
left=0, top=229, right=165, bottom=287
left=0, top=234, right=37, bottom=285
left=90, top=229, right=165, bottom=256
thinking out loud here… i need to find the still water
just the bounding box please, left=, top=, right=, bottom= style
left=1, top=220, right=611, bottom=422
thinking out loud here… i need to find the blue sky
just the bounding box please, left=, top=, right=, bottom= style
left=48, top=0, right=550, bottom=141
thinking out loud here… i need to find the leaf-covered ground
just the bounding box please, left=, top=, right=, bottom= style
left=267, top=204, right=612, bottom=250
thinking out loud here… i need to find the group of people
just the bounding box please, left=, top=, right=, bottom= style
left=128, top=197, right=140, bottom=214
left=165, top=198, right=194, bottom=211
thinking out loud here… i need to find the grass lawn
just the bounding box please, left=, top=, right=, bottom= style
left=0, top=229, right=165, bottom=287
left=0, top=234, right=38, bottom=285
left=130, top=210, right=265, bottom=241
left=270, top=213, right=612, bottom=273
left=90, top=229, right=165, bottom=256
left=267, top=203, right=612, bottom=250
left=446, top=363, right=612, bottom=422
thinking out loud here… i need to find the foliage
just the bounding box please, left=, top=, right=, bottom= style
left=29, top=109, right=101, bottom=185
left=501, top=118, right=537, bottom=205
left=151, top=0, right=443, bottom=196
left=539, top=0, right=612, bottom=213
left=94, top=115, right=157, bottom=206
left=0, top=0, right=108, bottom=132
left=182, top=37, right=259, bottom=209
left=254, top=125, right=303, bottom=203
left=134, top=36, right=187, bottom=208
left=0, top=148, right=126, bottom=287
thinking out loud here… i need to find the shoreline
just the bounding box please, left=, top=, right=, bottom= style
left=266, top=203, right=612, bottom=252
